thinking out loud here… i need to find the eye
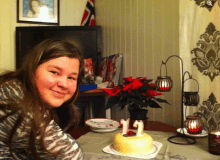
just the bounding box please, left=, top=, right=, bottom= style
left=50, top=71, right=58, bottom=75
left=68, top=77, right=77, bottom=80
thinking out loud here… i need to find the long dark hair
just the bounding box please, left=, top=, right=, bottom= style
left=0, top=39, right=84, bottom=159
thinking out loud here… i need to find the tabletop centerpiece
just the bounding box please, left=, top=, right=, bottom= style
left=99, top=76, right=170, bottom=122
left=113, top=118, right=155, bottom=155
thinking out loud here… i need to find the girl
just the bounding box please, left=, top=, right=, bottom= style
left=0, top=39, right=84, bottom=159
left=27, top=0, right=40, bottom=18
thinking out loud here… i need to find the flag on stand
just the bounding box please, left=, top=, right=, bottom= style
left=81, top=0, right=96, bottom=26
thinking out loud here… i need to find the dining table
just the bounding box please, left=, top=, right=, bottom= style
left=69, top=121, right=220, bottom=160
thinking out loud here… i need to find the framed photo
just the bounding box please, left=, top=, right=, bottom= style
left=17, top=0, right=59, bottom=25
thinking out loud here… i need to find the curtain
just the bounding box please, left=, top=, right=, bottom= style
left=180, top=0, right=220, bottom=131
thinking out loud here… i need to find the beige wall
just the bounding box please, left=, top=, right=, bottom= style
left=0, top=0, right=87, bottom=71
left=95, top=0, right=181, bottom=128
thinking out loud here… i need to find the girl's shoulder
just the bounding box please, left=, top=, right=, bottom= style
left=0, top=79, right=22, bottom=87
left=0, top=79, right=24, bottom=104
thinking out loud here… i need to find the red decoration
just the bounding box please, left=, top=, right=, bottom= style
left=83, top=58, right=94, bottom=78
left=127, top=131, right=134, bottom=135
left=159, top=87, right=169, bottom=91
left=99, top=86, right=122, bottom=97
left=97, top=76, right=170, bottom=111
left=81, top=0, right=96, bottom=26
left=99, top=76, right=163, bottom=98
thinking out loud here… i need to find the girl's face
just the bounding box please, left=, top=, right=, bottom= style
left=35, top=57, right=79, bottom=107
left=32, top=1, right=40, bottom=12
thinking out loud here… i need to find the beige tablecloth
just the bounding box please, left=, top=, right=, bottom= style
left=77, top=129, right=220, bottom=160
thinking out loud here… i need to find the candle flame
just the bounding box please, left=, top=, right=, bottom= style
left=216, top=132, right=220, bottom=136
left=162, top=81, right=167, bottom=87
left=190, top=121, right=197, bottom=129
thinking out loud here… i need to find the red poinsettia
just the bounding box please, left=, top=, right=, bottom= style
left=99, top=76, right=170, bottom=111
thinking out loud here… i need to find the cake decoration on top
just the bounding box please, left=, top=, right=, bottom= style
left=114, top=119, right=153, bottom=155
left=120, top=118, right=145, bottom=137
left=133, top=120, right=144, bottom=137
left=120, top=118, right=130, bottom=135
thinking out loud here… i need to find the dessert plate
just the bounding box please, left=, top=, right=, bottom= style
left=103, top=141, right=162, bottom=159
left=85, top=118, right=120, bottom=129
left=177, top=128, right=208, bottom=137
left=90, top=127, right=119, bottom=133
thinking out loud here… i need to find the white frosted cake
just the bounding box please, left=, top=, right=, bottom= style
left=113, top=119, right=153, bottom=155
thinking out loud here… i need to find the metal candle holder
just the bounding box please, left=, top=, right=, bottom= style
left=184, top=115, right=203, bottom=134
left=183, top=78, right=200, bottom=106
left=156, top=55, right=200, bottom=145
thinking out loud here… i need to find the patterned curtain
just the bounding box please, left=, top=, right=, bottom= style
left=180, top=0, right=220, bottom=131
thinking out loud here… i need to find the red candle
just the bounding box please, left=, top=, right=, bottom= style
left=209, top=131, right=220, bottom=155
left=185, top=115, right=203, bottom=134
left=189, top=120, right=196, bottom=133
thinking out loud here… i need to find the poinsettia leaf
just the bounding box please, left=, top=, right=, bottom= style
left=148, top=100, right=162, bottom=108
left=152, top=97, right=171, bottom=105
left=118, top=91, right=125, bottom=96
left=139, top=96, right=146, bottom=100
left=106, top=96, right=120, bottom=109
left=131, top=98, right=146, bottom=106
left=132, top=90, right=141, bottom=97
left=140, top=79, right=153, bottom=84
left=139, top=84, right=151, bottom=91
left=145, top=79, right=153, bottom=83
left=118, top=98, right=129, bottom=109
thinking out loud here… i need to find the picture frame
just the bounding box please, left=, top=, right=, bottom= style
left=17, top=0, right=59, bottom=25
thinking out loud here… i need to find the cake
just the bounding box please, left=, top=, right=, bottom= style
left=113, top=132, right=153, bottom=155
left=113, top=119, right=153, bottom=155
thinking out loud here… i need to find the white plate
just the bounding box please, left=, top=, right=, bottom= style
left=103, top=141, right=162, bottom=159
left=90, top=127, right=119, bottom=133
left=85, top=118, right=120, bottom=129
left=177, top=128, right=208, bottom=137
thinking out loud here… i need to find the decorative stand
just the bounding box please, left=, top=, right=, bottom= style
left=155, top=55, right=200, bottom=145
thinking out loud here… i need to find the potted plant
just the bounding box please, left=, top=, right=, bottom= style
left=99, top=76, right=170, bottom=121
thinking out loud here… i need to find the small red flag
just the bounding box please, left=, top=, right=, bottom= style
left=81, top=0, right=96, bottom=26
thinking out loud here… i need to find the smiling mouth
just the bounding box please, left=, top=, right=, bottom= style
left=52, top=90, right=67, bottom=98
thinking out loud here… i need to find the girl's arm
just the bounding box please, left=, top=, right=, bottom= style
left=43, top=119, right=84, bottom=160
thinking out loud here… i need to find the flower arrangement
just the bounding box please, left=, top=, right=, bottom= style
left=100, top=76, right=170, bottom=111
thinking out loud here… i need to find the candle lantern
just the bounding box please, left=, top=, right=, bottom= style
left=183, top=92, right=200, bottom=106
left=183, top=78, right=200, bottom=106
left=209, top=130, right=220, bottom=155
left=155, top=76, right=173, bottom=92
left=156, top=61, right=172, bottom=92
left=184, top=115, right=203, bottom=134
